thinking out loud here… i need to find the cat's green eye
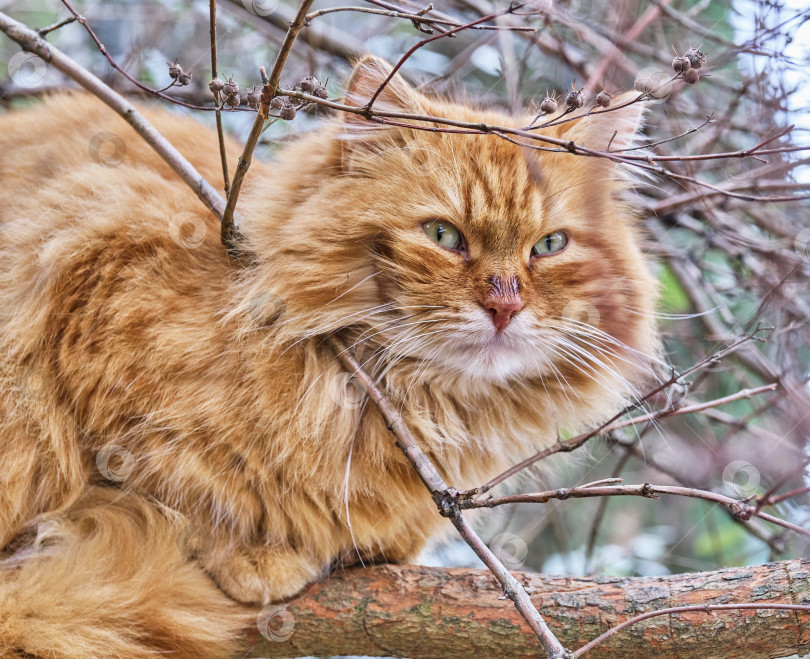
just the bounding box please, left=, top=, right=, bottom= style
left=422, top=220, right=464, bottom=252
left=532, top=231, right=568, bottom=257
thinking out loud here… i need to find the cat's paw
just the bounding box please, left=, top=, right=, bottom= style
left=205, top=545, right=323, bottom=605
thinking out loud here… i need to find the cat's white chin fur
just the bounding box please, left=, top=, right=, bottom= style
left=434, top=312, right=556, bottom=382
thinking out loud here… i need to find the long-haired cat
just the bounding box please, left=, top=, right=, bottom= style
left=0, top=56, right=658, bottom=657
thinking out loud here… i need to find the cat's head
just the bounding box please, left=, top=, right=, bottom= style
left=243, top=56, right=658, bottom=392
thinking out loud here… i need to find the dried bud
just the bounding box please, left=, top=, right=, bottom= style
left=684, top=47, right=706, bottom=69
left=209, top=77, right=224, bottom=94
left=313, top=85, right=329, bottom=100
left=635, top=69, right=665, bottom=95
left=298, top=76, right=319, bottom=94
left=222, top=76, right=239, bottom=98
left=269, top=95, right=287, bottom=109
left=539, top=95, right=557, bottom=115
left=177, top=71, right=192, bottom=86
left=565, top=87, right=584, bottom=110
left=226, top=93, right=241, bottom=108
left=168, top=61, right=183, bottom=79
left=246, top=86, right=261, bottom=110
left=672, top=56, right=691, bottom=73
left=279, top=102, right=297, bottom=121
left=595, top=90, right=611, bottom=108
left=682, top=68, right=700, bottom=85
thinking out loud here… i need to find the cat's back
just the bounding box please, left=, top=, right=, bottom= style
left=0, top=93, right=250, bottom=388
left=0, top=93, right=240, bottom=244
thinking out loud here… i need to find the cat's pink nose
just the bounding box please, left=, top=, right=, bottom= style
left=485, top=297, right=524, bottom=331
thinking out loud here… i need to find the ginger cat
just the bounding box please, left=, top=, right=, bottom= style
left=0, top=57, right=657, bottom=657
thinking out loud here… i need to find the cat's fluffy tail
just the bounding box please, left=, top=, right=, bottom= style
left=0, top=486, right=252, bottom=658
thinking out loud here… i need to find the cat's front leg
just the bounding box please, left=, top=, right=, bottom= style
left=201, top=539, right=325, bottom=605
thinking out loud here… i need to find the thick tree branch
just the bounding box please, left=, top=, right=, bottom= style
left=244, top=560, right=810, bottom=659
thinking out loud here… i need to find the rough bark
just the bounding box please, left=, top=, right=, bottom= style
left=244, top=560, right=810, bottom=659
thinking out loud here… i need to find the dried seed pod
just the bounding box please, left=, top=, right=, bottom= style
left=684, top=47, right=706, bottom=69
left=209, top=77, right=224, bottom=94
left=222, top=76, right=239, bottom=98
left=279, top=102, right=297, bottom=121
left=226, top=93, right=241, bottom=108
left=177, top=71, right=192, bottom=86
left=246, top=86, right=261, bottom=110
left=313, top=85, right=329, bottom=99
left=168, top=61, right=183, bottom=79
left=672, top=56, right=691, bottom=73
left=565, top=87, right=584, bottom=109
left=539, top=95, right=557, bottom=114
left=595, top=90, right=611, bottom=108
left=298, top=76, right=319, bottom=94
left=634, top=69, right=665, bottom=95
left=269, top=95, right=287, bottom=109
left=683, top=68, right=700, bottom=85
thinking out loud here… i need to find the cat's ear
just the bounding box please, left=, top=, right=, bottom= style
left=338, top=56, right=426, bottom=172
left=553, top=92, right=646, bottom=152
left=343, top=55, right=424, bottom=119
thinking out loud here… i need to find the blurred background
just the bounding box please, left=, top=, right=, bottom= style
left=2, top=0, right=809, bottom=645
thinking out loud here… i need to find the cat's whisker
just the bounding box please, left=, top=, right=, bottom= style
left=549, top=338, right=628, bottom=397
left=342, top=436, right=366, bottom=568
left=548, top=317, right=670, bottom=372
left=378, top=327, right=448, bottom=378
left=622, top=305, right=720, bottom=320
left=546, top=324, right=656, bottom=379
left=348, top=314, right=444, bottom=353
left=554, top=335, right=655, bottom=412
left=398, top=335, right=449, bottom=410
left=246, top=280, right=391, bottom=334
left=530, top=341, right=583, bottom=413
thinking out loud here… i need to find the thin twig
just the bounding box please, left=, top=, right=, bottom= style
left=219, top=0, right=315, bottom=259
left=305, top=5, right=536, bottom=31
left=464, top=482, right=810, bottom=539
left=209, top=0, right=230, bottom=197
left=37, top=15, right=77, bottom=36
